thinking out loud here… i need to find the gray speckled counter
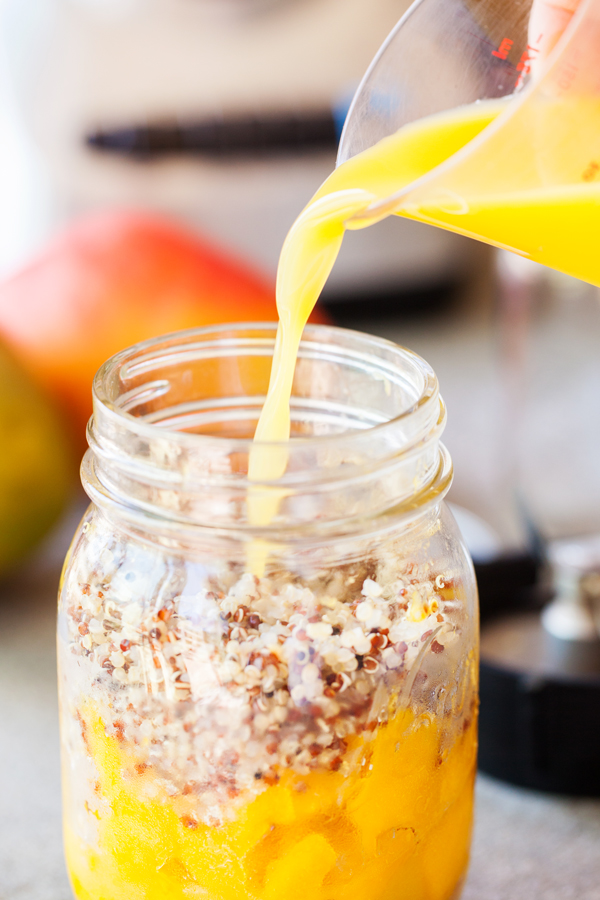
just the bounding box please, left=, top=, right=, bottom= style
left=1, top=511, right=599, bottom=900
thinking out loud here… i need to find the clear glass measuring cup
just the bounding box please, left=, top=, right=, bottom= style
left=337, top=0, right=600, bottom=286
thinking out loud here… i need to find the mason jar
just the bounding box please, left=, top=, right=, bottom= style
left=58, top=323, right=478, bottom=900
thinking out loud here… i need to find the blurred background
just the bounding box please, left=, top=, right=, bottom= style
left=3, top=0, right=600, bottom=590
left=1, top=1, right=599, bottom=898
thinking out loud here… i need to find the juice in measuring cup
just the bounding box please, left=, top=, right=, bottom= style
left=376, top=97, right=600, bottom=287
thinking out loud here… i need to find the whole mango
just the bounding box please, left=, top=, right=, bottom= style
left=0, top=210, right=290, bottom=450
left=0, top=341, right=72, bottom=576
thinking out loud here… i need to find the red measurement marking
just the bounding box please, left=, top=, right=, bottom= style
left=517, top=45, right=539, bottom=71
left=557, top=61, right=578, bottom=92
left=492, top=38, right=513, bottom=59
left=515, top=44, right=540, bottom=88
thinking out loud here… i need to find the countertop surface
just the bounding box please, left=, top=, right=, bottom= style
left=1, top=516, right=600, bottom=900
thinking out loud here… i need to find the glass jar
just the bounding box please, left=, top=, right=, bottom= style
left=58, top=323, right=478, bottom=900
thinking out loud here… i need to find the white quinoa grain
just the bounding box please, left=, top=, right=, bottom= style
left=272, top=706, right=288, bottom=724
left=362, top=578, right=383, bottom=599
left=355, top=602, right=374, bottom=622
left=306, top=622, right=333, bottom=641
left=128, top=666, right=141, bottom=683
left=290, top=684, right=307, bottom=704
left=253, top=714, right=270, bottom=733
left=301, top=663, right=320, bottom=684
left=382, top=648, right=403, bottom=669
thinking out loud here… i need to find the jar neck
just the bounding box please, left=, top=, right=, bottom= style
left=83, top=324, right=452, bottom=542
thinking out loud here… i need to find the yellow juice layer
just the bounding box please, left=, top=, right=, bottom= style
left=65, top=709, right=476, bottom=900
left=411, top=183, right=600, bottom=286
left=326, top=98, right=600, bottom=286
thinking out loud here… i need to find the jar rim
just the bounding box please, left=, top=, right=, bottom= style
left=85, top=322, right=449, bottom=536
left=92, top=321, right=439, bottom=453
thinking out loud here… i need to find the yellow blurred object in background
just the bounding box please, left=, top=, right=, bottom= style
left=0, top=341, right=72, bottom=577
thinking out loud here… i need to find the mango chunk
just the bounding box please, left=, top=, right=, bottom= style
left=262, top=833, right=336, bottom=900
left=421, top=780, right=475, bottom=900
left=236, top=781, right=296, bottom=849
left=346, top=712, right=440, bottom=854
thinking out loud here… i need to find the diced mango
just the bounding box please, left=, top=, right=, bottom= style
left=66, top=706, right=476, bottom=900
left=345, top=711, right=441, bottom=854
left=421, top=778, right=475, bottom=900
left=279, top=768, right=346, bottom=821
left=262, top=833, right=337, bottom=900
left=437, top=719, right=478, bottom=814
left=236, top=781, right=296, bottom=849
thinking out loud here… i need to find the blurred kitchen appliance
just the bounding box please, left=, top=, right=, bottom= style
left=475, top=254, right=600, bottom=796
left=479, top=534, right=600, bottom=796
left=0, top=0, right=481, bottom=294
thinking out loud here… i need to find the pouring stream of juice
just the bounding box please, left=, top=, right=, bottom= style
left=248, top=29, right=600, bottom=569
left=246, top=101, right=500, bottom=569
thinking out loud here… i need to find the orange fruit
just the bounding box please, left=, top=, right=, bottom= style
left=0, top=210, right=323, bottom=451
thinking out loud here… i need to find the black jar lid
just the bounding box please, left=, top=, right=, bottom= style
left=476, top=542, right=600, bottom=797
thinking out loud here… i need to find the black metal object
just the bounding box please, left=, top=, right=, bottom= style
left=479, top=656, right=600, bottom=795
left=476, top=552, right=541, bottom=621
left=86, top=110, right=338, bottom=160
left=476, top=552, right=600, bottom=796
